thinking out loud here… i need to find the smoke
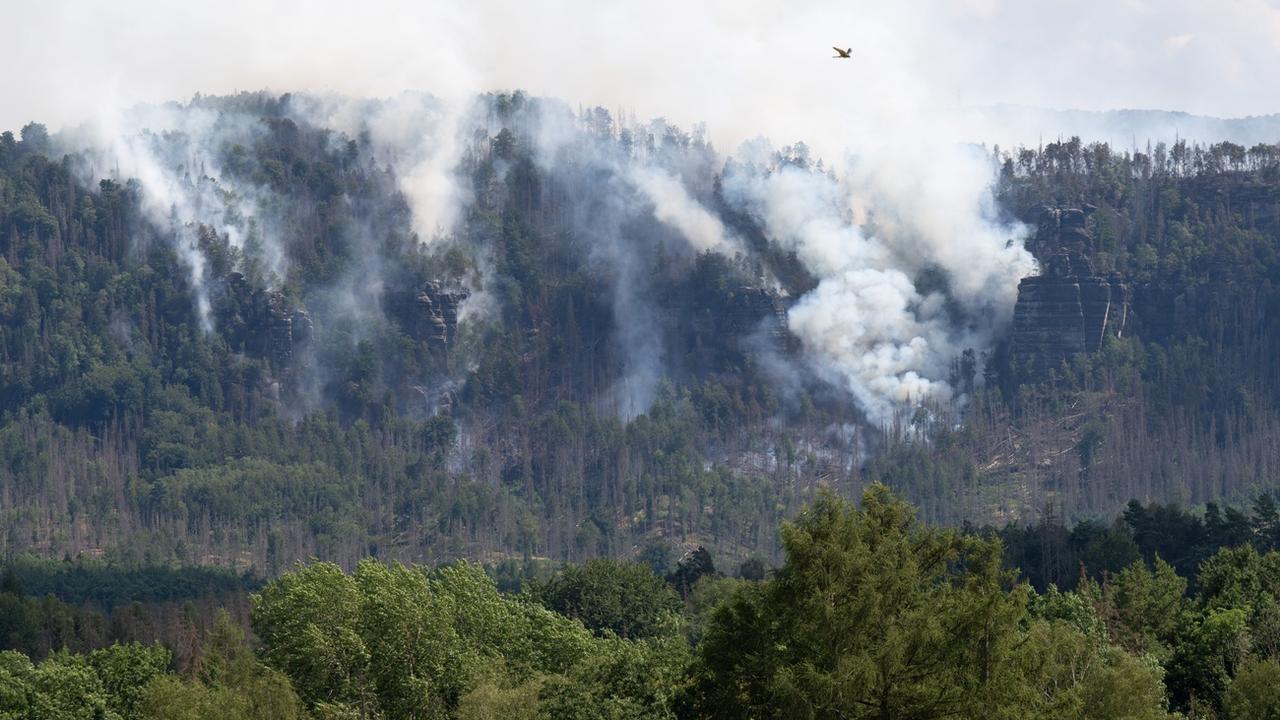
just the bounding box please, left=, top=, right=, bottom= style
left=498, top=98, right=1029, bottom=423
left=513, top=100, right=737, bottom=417
left=630, top=166, right=737, bottom=255
left=53, top=87, right=1033, bottom=424
left=722, top=140, right=1032, bottom=424
left=73, top=103, right=288, bottom=332
left=8, top=1, right=1280, bottom=147
left=289, top=92, right=473, bottom=243
left=16, top=0, right=1266, bottom=424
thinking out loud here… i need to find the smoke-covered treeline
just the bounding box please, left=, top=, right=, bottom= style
left=0, top=89, right=1031, bottom=569
left=5, top=91, right=1280, bottom=573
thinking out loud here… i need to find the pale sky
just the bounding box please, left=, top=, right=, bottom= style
left=5, top=0, right=1280, bottom=150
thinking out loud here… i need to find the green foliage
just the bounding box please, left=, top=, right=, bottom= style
left=456, top=675, right=543, bottom=720
left=1103, top=557, right=1188, bottom=657
left=156, top=459, right=358, bottom=527
left=681, top=576, right=746, bottom=645
left=138, top=669, right=303, bottom=720
left=3, top=555, right=255, bottom=606
left=252, top=559, right=676, bottom=718
left=0, top=650, right=120, bottom=720
left=1223, top=658, right=1280, bottom=720
left=89, top=643, right=172, bottom=719
left=536, top=559, right=681, bottom=639
left=20, top=488, right=1280, bottom=720
left=136, top=610, right=304, bottom=720
left=1013, top=619, right=1170, bottom=720
left=683, top=485, right=1168, bottom=719
left=537, top=636, right=689, bottom=720
left=249, top=562, right=370, bottom=709
left=0, top=93, right=870, bottom=574
left=9, top=103, right=1280, bottom=717
left=1165, top=607, right=1251, bottom=710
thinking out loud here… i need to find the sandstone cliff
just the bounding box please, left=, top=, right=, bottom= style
left=1011, top=208, right=1128, bottom=377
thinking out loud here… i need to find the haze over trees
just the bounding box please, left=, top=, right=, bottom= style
left=2, top=92, right=1280, bottom=576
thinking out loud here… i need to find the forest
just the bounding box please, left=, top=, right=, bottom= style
left=9, top=485, right=1280, bottom=719
left=2, top=92, right=1279, bottom=575
left=4, top=90, right=1280, bottom=715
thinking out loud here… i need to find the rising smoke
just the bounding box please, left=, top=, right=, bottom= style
left=721, top=141, right=1033, bottom=422
left=44, top=0, right=1262, bottom=425
left=72, top=102, right=294, bottom=332
left=50, top=86, right=1037, bottom=426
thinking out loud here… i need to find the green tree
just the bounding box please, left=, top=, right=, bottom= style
left=254, top=559, right=608, bottom=719
left=687, top=486, right=1031, bottom=719
left=1019, top=622, right=1169, bottom=719
left=537, top=635, right=689, bottom=720
left=538, top=559, right=680, bottom=639
left=686, top=486, right=1171, bottom=720
left=0, top=650, right=119, bottom=720
left=353, top=560, right=479, bottom=719
left=1253, top=495, right=1280, bottom=552
left=1165, top=607, right=1251, bottom=711
left=88, top=643, right=171, bottom=720
left=682, top=576, right=745, bottom=645
left=251, top=562, right=372, bottom=713
left=1103, top=557, right=1188, bottom=657
left=1223, top=658, right=1280, bottom=719
left=457, top=675, right=543, bottom=720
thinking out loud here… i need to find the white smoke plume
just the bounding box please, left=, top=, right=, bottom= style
left=9, top=1, right=1279, bottom=152
left=74, top=103, right=286, bottom=332
left=58, top=89, right=1032, bottom=423
left=629, top=166, right=737, bottom=255
left=722, top=140, right=1033, bottom=424
left=290, top=93, right=473, bottom=243
left=515, top=101, right=738, bottom=416
left=12, top=0, right=1263, bottom=424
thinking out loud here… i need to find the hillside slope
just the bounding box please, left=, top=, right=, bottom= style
left=2, top=93, right=1279, bottom=571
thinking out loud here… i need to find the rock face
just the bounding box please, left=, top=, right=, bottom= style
left=692, top=285, right=795, bottom=353
left=219, top=273, right=311, bottom=369
left=1027, top=204, right=1096, bottom=258
left=266, top=291, right=312, bottom=367
left=382, top=281, right=469, bottom=352
left=725, top=286, right=790, bottom=338
left=417, top=280, right=468, bottom=348
left=1011, top=208, right=1128, bottom=377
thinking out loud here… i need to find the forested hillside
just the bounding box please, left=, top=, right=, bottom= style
left=916, top=137, right=1280, bottom=522
left=0, top=92, right=850, bottom=570
left=2, top=91, right=1280, bottom=576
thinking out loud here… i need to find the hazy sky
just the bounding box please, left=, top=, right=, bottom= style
left=6, top=0, right=1280, bottom=149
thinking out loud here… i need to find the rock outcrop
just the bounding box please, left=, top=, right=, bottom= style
left=219, top=272, right=311, bottom=369
left=1027, top=204, right=1096, bottom=258
left=420, top=282, right=467, bottom=350
left=389, top=281, right=469, bottom=351
left=266, top=291, right=312, bottom=367
left=725, top=286, right=790, bottom=338
left=1011, top=208, right=1128, bottom=377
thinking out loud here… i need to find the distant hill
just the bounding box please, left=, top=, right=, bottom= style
left=961, top=105, right=1280, bottom=147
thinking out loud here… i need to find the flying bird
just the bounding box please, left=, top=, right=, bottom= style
left=832, top=47, right=852, bottom=58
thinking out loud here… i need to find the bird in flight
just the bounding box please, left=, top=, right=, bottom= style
left=832, top=47, right=852, bottom=58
